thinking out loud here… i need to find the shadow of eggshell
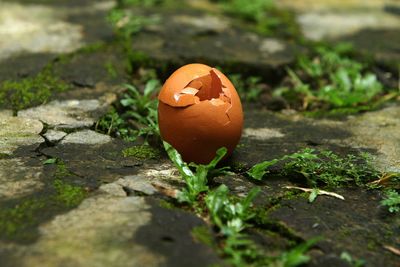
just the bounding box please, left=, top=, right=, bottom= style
left=158, top=63, right=243, bottom=164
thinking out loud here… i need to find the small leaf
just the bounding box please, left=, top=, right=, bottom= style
left=43, top=158, right=57, bottom=165
left=163, top=141, right=194, bottom=179
left=308, top=188, right=319, bottom=203
left=144, top=79, right=160, bottom=96
left=247, top=159, right=279, bottom=180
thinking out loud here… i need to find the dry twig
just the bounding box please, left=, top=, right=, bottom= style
left=284, top=186, right=345, bottom=200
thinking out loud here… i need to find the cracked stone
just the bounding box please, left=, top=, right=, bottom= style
left=18, top=95, right=115, bottom=130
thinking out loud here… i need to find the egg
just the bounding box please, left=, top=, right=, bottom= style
left=158, top=63, right=243, bottom=164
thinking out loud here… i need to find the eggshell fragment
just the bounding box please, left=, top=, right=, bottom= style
left=158, top=63, right=243, bottom=164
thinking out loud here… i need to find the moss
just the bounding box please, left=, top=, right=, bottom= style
left=104, top=61, right=118, bottom=78
left=252, top=210, right=303, bottom=243
left=367, top=240, right=378, bottom=251
left=122, top=145, right=160, bottom=160
left=53, top=160, right=86, bottom=207
left=0, top=198, right=46, bottom=241
left=191, top=225, right=215, bottom=247
left=0, top=66, right=70, bottom=112
left=303, top=102, right=384, bottom=118
left=54, top=160, right=72, bottom=179
left=0, top=153, right=9, bottom=159
left=158, top=199, right=177, bottom=210
left=53, top=179, right=87, bottom=207
left=0, top=185, right=85, bottom=241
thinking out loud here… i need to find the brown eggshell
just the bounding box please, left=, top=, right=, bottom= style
left=158, top=63, right=243, bottom=164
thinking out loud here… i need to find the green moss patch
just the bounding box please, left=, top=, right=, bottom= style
left=0, top=198, right=47, bottom=241
left=122, top=145, right=160, bottom=160
left=0, top=66, right=69, bottom=112
left=53, top=179, right=87, bottom=207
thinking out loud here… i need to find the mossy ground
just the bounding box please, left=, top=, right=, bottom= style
left=0, top=160, right=87, bottom=243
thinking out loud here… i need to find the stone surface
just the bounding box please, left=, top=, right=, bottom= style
left=298, top=11, right=400, bottom=41
left=108, top=175, right=159, bottom=196
left=1, top=195, right=161, bottom=267
left=0, top=158, right=43, bottom=200
left=0, top=0, right=115, bottom=62
left=131, top=9, right=296, bottom=79
left=18, top=95, right=115, bottom=130
left=54, top=47, right=127, bottom=88
left=43, top=130, right=67, bottom=144
left=61, top=130, right=112, bottom=145
left=0, top=53, right=57, bottom=83
left=0, top=182, right=220, bottom=267
left=0, top=113, right=44, bottom=155
left=269, top=188, right=400, bottom=267
left=0, top=2, right=82, bottom=61
left=345, top=105, right=400, bottom=173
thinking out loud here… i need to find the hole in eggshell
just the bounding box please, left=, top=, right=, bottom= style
left=182, top=69, right=228, bottom=102
left=166, top=68, right=232, bottom=120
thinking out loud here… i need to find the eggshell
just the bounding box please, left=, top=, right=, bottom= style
left=158, top=63, right=243, bottom=164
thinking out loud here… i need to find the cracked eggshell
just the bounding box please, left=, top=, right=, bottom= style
left=158, top=63, right=243, bottom=164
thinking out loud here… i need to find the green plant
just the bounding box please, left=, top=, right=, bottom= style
left=95, top=79, right=160, bottom=142
left=381, top=190, right=400, bottom=213
left=95, top=107, right=135, bottom=141
left=107, top=9, right=158, bottom=39
left=206, top=184, right=260, bottom=236
left=217, top=0, right=299, bottom=38
left=220, top=0, right=274, bottom=23
left=248, top=148, right=380, bottom=188
left=222, top=234, right=320, bottom=267
left=274, top=44, right=392, bottom=113
left=272, top=238, right=321, bottom=267
left=164, top=141, right=319, bottom=267
left=340, top=251, right=366, bottom=267
left=163, top=142, right=230, bottom=204
left=223, top=233, right=262, bottom=266
left=120, top=80, right=159, bottom=133
left=229, top=74, right=264, bottom=102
